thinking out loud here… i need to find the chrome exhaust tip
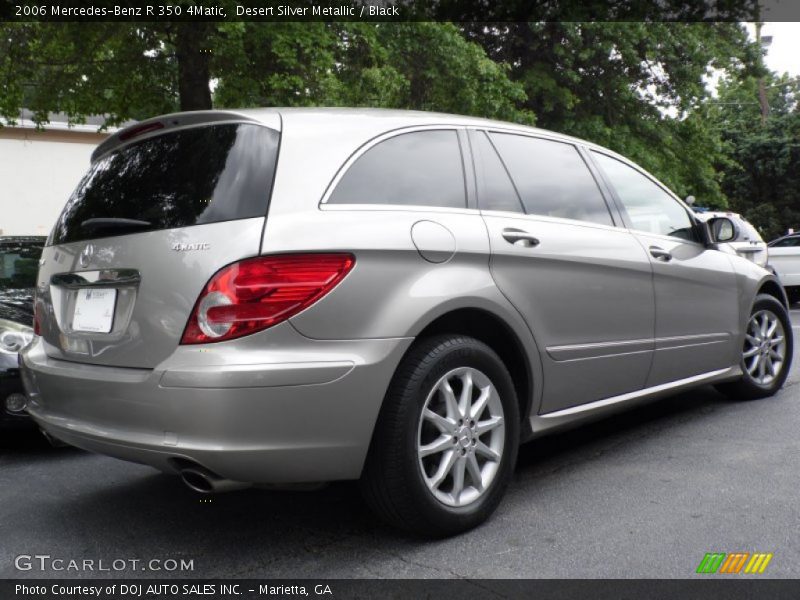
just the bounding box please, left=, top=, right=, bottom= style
left=179, top=466, right=251, bottom=494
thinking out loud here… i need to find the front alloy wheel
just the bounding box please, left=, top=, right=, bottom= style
left=716, top=293, right=793, bottom=400
left=742, top=309, right=787, bottom=386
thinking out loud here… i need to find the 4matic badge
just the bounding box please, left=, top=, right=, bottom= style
left=171, top=242, right=210, bottom=252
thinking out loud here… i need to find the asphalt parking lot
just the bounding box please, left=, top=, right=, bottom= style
left=2, top=310, right=800, bottom=580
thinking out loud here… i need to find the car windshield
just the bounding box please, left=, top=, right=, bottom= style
left=0, top=240, right=44, bottom=304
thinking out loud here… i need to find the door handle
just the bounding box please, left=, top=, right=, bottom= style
left=502, top=228, right=540, bottom=248
left=649, top=246, right=672, bottom=262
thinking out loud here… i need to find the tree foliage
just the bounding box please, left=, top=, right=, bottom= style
left=1, top=23, right=180, bottom=125
left=1, top=20, right=533, bottom=126
left=462, top=22, right=757, bottom=206
left=5, top=18, right=789, bottom=223
left=708, top=74, right=800, bottom=240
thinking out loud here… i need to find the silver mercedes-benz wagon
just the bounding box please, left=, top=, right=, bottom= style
left=20, top=108, right=792, bottom=536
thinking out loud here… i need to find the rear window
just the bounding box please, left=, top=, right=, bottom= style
left=50, top=123, right=280, bottom=245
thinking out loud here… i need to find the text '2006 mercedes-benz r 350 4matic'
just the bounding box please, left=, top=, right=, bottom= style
left=20, top=108, right=792, bottom=536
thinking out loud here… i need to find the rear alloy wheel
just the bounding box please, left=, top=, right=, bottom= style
left=716, top=294, right=793, bottom=400
left=417, top=367, right=506, bottom=508
left=361, top=335, right=519, bottom=537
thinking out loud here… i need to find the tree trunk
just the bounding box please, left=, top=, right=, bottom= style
left=755, top=22, right=770, bottom=127
left=175, top=23, right=213, bottom=111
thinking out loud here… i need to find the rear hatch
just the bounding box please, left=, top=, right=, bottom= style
left=36, top=113, right=281, bottom=368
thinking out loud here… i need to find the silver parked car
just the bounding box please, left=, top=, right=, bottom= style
left=20, top=109, right=792, bottom=536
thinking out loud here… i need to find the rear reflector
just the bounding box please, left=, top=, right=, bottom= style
left=180, top=254, right=355, bottom=345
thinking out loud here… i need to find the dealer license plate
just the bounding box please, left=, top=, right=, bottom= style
left=73, top=288, right=117, bottom=333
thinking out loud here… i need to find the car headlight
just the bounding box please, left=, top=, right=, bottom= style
left=0, top=318, right=34, bottom=354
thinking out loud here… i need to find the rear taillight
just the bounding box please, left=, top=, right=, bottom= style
left=180, top=253, right=355, bottom=345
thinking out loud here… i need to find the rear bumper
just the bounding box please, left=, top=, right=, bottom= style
left=19, top=325, right=412, bottom=483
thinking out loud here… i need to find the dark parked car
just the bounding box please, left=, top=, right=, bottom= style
left=1, top=236, right=44, bottom=427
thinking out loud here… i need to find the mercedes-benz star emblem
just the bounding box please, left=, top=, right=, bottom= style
left=79, top=244, right=95, bottom=268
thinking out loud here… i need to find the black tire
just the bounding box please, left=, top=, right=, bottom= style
left=715, top=294, right=793, bottom=400
left=360, top=335, right=520, bottom=537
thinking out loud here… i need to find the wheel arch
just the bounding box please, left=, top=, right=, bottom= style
left=757, top=277, right=789, bottom=309
left=411, top=307, right=535, bottom=440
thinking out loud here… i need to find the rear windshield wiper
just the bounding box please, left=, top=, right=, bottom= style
left=80, top=218, right=153, bottom=236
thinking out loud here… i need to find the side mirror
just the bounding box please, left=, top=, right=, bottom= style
left=708, top=216, right=738, bottom=243
left=685, top=195, right=696, bottom=206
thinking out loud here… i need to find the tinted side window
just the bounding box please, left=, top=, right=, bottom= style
left=51, top=124, right=280, bottom=245
left=473, top=132, right=524, bottom=213
left=489, top=133, right=613, bottom=226
left=592, top=152, right=696, bottom=241
left=328, top=130, right=466, bottom=208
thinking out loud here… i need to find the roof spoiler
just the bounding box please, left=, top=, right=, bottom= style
left=91, top=110, right=280, bottom=163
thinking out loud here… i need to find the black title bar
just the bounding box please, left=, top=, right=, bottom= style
left=3, top=0, right=799, bottom=23
left=4, top=579, right=800, bottom=600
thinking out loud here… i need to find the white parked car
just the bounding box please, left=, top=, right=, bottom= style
left=768, top=234, right=800, bottom=303
left=694, top=211, right=768, bottom=268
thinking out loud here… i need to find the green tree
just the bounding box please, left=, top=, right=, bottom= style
left=330, top=23, right=533, bottom=123
left=2, top=16, right=773, bottom=221
left=462, top=21, right=758, bottom=205
left=708, top=74, right=800, bottom=240
left=0, top=20, right=532, bottom=128
left=1, top=22, right=218, bottom=126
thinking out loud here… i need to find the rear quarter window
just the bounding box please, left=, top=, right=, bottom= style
left=327, top=130, right=466, bottom=209
left=50, top=123, right=280, bottom=245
